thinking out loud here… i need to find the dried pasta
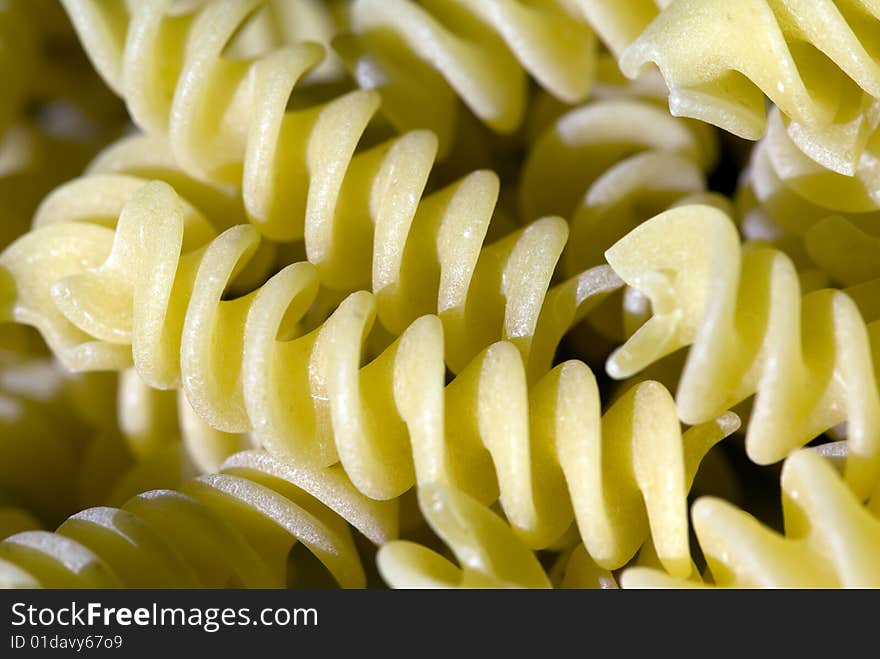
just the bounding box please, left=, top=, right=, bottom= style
left=335, top=0, right=596, bottom=149
left=378, top=483, right=553, bottom=589
left=739, top=108, right=880, bottom=286
left=0, top=174, right=623, bottom=384
left=0, top=170, right=740, bottom=574
left=1, top=0, right=878, bottom=592
left=622, top=450, right=880, bottom=588
left=618, top=0, right=880, bottom=146
left=604, top=205, right=880, bottom=501
left=0, top=450, right=397, bottom=588
left=519, top=97, right=722, bottom=275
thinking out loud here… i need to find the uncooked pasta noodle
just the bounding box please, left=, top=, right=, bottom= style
left=0, top=171, right=738, bottom=574
left=378, top=482, right=554, bottom=588
left=520, top=97, right=722, bottom=273
left=1, top=173, right=623, bottom=384
left=334, top=0, right=596, bottom=148
left=1, top=0, right=880, bottom=591
left=618, top=0, right=880, bottom=147
left=0, top=449, right=397, bottom=588
left=604, top=204, right=880, bottom=501
left=738, top=108, right=880, bottom=286
left=622, top=450, right=880, bottom=588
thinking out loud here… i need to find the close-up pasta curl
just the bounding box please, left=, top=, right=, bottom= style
left=618, top=0, right=880, bottom=147
left=604, top=204, right=880, bottom=501
left=0, top=449, right=397, bottom=588
left=0, top=0, right=878, bottom=596
left=622, top=449, right=880, bottom=588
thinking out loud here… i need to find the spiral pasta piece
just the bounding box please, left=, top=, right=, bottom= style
left=519, top=97, right=721, bottom=275
left=307, top=290, right=738, bottom=575
left=378, top=483, right=552, bottom=589
left=622, top=450, right=880, bottom=588
left=59, top=0, right=617, bottom=346
left=2, top=174, right=623, bottom=381
left=739, top=108, right=880, bottom=286
left=619, top=0, right=880, bottom=143
left=0, top=449, right=397, bottom=589
left=335, top=0, right=596, bottom=150
left=1, top=179, right=737, bottom=573
left=605, top=204, right=880, bottom=500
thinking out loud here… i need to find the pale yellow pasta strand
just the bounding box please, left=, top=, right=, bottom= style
left=605, top=205, right=880, bottom=500
left=0, top=450, right=397, bottom=589
left=335, top=0, right=596, bottom=150
left=378, top=483, right=552, bottom=589
left=622, top=450, right=880, bottom=588
left=2, top=175, right=622, bottom=381
left=620, top=0, right=880, bottom=142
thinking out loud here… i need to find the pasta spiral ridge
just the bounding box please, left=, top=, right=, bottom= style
left=622, top=449, right=880, bottom=588
left=1, top=175, right=623, bottom=382
left=0, top=449, right=397, bottom=588
left=0, top=179, right=735, bottom=573
left=519, top=96, right=721, bottom=276
left=739, top=108, right=880, bottom=287
left=59, top=0, right=615, bottom=354
left=294, top=292, right=738, bottom=574
left=60, top=0, right=587, bottom=260
left=605, top=204, right=880, bottom=500
left=378, top=483, right=552, bottom=589
left=618, top=0, right=880, bottom=143
left=334, top=0, right=597, bottom=150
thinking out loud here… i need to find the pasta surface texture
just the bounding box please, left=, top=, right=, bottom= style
left=604, top=205, right=880, bottom=501
left=619, top=0, right=880, bottom=146
left=1, top=0, right=879, bottom=592
left=0, top=449, right=397, bottom=588
left=622, top=450, right=880, bottom=588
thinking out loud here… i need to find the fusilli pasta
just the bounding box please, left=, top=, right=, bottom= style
left=604, top=205, right=880, bottom=500
left=0, top=449, right=397, bottom=588
left=622, top=450, right=880, bottom=587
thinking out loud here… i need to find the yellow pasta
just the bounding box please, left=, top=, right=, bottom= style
left=574, top=0, right=666, bottom=59
left=618, top=0, right=880, bottom=146
left=622, top=450, right=880, bottom=588
left=378, top=483, right=552, bottom=588
left=0, top=175, right=739, bottom=574
left=739, top=108, right=880, bottom=286
left=519, top=97, right=721, bottom=274
left=604, top=204, right=880, bottom=501
left=0, top=449, right=397, bottom=588
left=0, top=0, right=877, bottom=592
left=1, top=174, right=624, bottom=383
left=334, top=0, right=596, bottom=149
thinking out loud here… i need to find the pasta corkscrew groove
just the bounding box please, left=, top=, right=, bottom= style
left=0, top=0, right=877, bottom=593
left=298, top=288, right=738, bottom=575
left=378, top=483, right=553, bottom=589
left=0, top=179, right=736, bottom=574
left=335, top=0, right=596, bottom=149
left=0, top=176, right=623, bottom=382
left=0, top=449, right=398, bottom=588
left=622, top=450, right=880, bottom=588
left=519, top=97, right=722, bottom=276
left=618, top=0, right=880, bottom=143
left=604, top=204, right=880, bottom=500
